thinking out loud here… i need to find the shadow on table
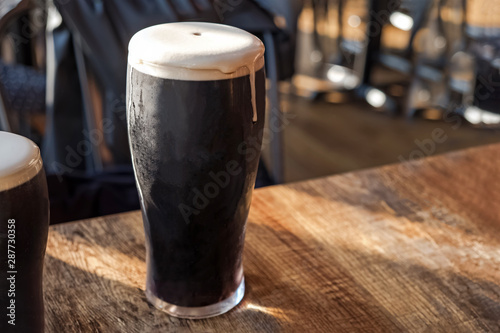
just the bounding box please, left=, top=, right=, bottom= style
left=331, top=245, right=500, bottom=332
left=43, top=254, right=283, bottom=332
left=244, top=222, right=405, bottom=331
left=51, top=213, right=147, bottom=263
left=244, top=222, right=500, bottom=332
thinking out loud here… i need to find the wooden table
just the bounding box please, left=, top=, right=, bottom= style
left=44, top=144, right=500, bottom=332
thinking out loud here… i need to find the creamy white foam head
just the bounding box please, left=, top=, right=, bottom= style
left=0, top=131, right=43, bottom=191
left=128, top=22, right=265, bottom=81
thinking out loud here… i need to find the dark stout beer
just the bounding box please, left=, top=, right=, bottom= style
left=0, top=132, right=49, bottom=332
left=127, top=22, right=265, bottom=318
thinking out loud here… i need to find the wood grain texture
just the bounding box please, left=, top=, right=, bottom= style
left=44, top=144, right=500, bottom=332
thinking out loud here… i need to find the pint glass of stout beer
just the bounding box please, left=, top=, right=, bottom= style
left=0, top=132, right=49, bottom=332
left=127, top=22, right=265, bottom=318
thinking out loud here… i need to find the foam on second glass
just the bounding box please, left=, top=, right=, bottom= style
left=0, top=132, right=42, bottom=191
left=127, top=22, right=265, bottom=122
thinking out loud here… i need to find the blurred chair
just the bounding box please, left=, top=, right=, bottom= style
left=0, top=0, right=30, bottom=37
left=293, top=0, right=370, bottom=97
left=404, top=0, right=466, bottom=119
left=0, top=0, right=32, bottom=133
left=0, top=0, right=46, bottom=140
left=357, top=0, right=435, bottom=114
left=455, top=0, right=500, bottom=127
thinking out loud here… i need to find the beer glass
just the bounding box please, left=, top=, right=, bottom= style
left=0, top=131, right=50, bottom=332
left=127, top=22, right=265, bottom=318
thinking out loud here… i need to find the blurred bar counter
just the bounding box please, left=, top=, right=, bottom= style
left=275, top=91, right=500, bottom=182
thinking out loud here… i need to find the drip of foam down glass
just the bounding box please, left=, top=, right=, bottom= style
left=128, top=22, right=265, bottom=122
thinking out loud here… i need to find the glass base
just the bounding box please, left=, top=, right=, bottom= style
left=145, top=278, right=245, bottom=319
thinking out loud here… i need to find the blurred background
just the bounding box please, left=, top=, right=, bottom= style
left=1, top=0, right=500, bottom=224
